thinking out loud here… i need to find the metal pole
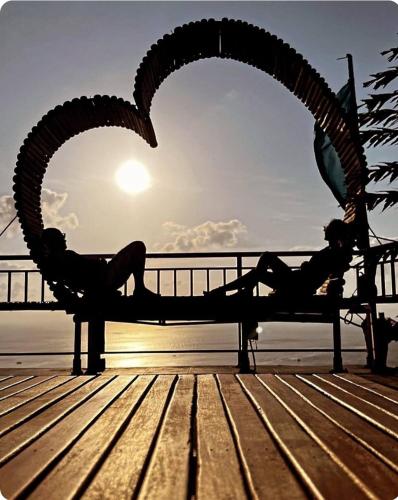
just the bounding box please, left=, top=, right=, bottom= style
left=347, top=54, right=378, bottom=370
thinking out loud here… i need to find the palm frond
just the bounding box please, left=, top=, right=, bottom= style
left=381, top=47, right=398, bottom=62
left=359, top=108, right=398, bottom=127
left=360, top=127, right=398, bottom=147
left=366, top=190, right=398, bottom=211
left=368, top=162, right=398, bottom=183
left=361, top=91, right=398, bottom=111
left=364, top=66, right=398, bottom=89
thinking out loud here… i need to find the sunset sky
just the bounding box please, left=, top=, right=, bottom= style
left=0, top=1, right=397, bottom=365
left=1, top=1, right=397, bottom=256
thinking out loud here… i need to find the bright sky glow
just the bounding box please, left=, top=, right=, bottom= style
left=115, top=160, right=151, bottom=195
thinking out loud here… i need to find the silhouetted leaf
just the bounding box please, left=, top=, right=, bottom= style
left=364, top=66, right=398, bottom=89
left=361, top=92, right=398, bottom=111
left=381, top=47, right=398, bottom=62
left=368, top=162, right=398, bottom=183
left=366, top=190, right=398, bottom=211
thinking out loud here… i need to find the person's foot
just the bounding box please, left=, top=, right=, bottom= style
left=133, top=287, right=161, bottom=299
left=203, top=287, right=226, bottom=297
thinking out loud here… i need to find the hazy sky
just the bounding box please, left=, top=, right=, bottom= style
left=1, top=1, right=398, bottom=367
left=1, top=1, right=397, bottom=256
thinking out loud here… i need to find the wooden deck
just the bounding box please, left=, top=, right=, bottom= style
left=0, top=371, right=397, bottom=499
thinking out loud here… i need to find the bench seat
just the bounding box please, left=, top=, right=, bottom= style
left=69, top=294, right=361, bottom=375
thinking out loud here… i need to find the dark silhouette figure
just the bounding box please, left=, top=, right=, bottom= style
left=206, top=219, right=353, bottom=298
left=41, top=228, right=159, bottom=298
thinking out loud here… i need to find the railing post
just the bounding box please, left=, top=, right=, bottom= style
left=7, top=272, right=11, bottom=302
left=72, top=316, right=83, bottom=375
left=236, top=256, right=243, bottom=364
left=332, top=307, right=344, bottom=373
left=86, top=318, right=106, bottom=375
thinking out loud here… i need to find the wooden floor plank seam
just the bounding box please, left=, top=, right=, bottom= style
left=0, top=376, right=14, bottom=384
left=28, top=376, right=166, bottom=500
left=314, top=375, right=398, bottom=423
left=336, top=375, right=398, bottom=405
left=297, top=375, right=398, bottom=440
left=0, top=376, right=35, bottom=392
left=74, top=375, right=157, bottom=500
left=0, top=373, right=397, bottom=500
left=127, top=375, right=179, bottom=499
left=187, top=375, right=198, bottom=500
left=236, top=375, right=322, bottom=500
left=81, top=375, right=176, bottom=499
left=196, top=375, right=247, bottom=500
left=318, top=375, right=398, bottom=418
left=0, top=376, right=95, bottom=439
left=363, top=375, right=398, bottom=391
left=0, top=376, right=76, bottom=417
left=256, top=375, right=378, bottom=500
left=0, top=376, right=58, bottom=401
left=0, top=376, right=136, bottom=498
left=137, top=375, right=195, bottom=500
left=215, top=374, right=256, bottom=500
left=279, top=375, right=398, bottom=475
left=0, top=376, right=116, bottom=467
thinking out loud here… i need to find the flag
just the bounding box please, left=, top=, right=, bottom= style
left=314, top=82, right=352, bottom=208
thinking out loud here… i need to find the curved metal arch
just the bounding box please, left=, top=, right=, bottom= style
left=14, top=95, right=156, bottom=259
left=133, top=18, right=367, bottom=223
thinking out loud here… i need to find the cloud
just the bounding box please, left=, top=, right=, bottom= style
left=0, top=189, right=78, bottom=238
left=155, top=219, right=248, bottom=252
left=41, top=189, right=78, bottom=230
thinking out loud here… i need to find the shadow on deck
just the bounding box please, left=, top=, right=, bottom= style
left=0, top=370, right=397, bottom=499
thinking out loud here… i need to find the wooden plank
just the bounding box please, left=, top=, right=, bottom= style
left=238, top=375, right=366, bottom=499
left=261, top=375, right=398, bottom=498
left=0, top=376, right=133, bottom=499
left=138, top=375, right=195, bottom=500
left=0, top=376, right=34, bottom=391
left=318, top=374, right=398, bottom=416
left=0, top=376, right=13, bottom=383
left=282, top=375, right=398, bottom=474
left=337, top=374, right=398, bottom=404
left=196, top=374, right=246, bottom=500
left=0, top=377, right=92, bottom=438
left=0, top=376, right=113, bottom=466
left=364, top=374, right=398, bottom=391
left=82, top=375, right=175, bottom=499
left=217, top=374, right=305, bottom=500
left=0, top=376, right=74, bottom=416
left=301, top=375, right=398, bottom=439
left=28, top=375, right=156, bottom=500
left=0, top=376, right=55, bottom=400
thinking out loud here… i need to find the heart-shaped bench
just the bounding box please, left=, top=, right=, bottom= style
left=12, top=18, right=367, bottom=373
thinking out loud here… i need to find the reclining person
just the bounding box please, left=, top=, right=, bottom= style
left=206, top=219, right=353, bottom=298
left=40, top=228, right=159, bottom=298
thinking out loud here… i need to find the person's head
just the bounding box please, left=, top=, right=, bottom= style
left=323, top=219, right=350, bottom=246
left=41, top=228, right=67, bottom=254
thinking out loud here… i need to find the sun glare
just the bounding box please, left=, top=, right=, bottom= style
left=115, top=160, right=151, bottom=194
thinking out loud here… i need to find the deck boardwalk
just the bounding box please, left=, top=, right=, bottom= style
left=0, top=372, right=397, bottom=499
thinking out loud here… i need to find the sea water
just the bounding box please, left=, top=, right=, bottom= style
left=1, top=310, right=397, bottom=369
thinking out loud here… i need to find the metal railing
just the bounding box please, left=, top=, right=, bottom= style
left=1, top=250, right=396, bottom=362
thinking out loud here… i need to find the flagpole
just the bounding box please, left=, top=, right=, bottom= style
left=346, top=55, right=378, bottom=370
left=344, top=53, right=370, bottom=250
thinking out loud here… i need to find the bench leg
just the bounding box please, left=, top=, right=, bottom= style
left=72, top=317, right=83, bottom=375
left=238, top=321, right=252, bottom=373
left=86, top=319, right=106, bottom=375
left=331, top=313, right=345, bottom=373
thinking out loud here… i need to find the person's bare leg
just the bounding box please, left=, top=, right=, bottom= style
left=105, top=241, right=158, bottom=296
left=206, top=252, right=286, bottom=295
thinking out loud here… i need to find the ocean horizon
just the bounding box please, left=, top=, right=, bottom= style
left=1, top=311, right=397, bottom=369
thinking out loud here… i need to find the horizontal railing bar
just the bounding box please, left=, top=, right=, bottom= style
left=0, top=250, right=366, bottom=261
left=0, top=348, right=367, bottom=356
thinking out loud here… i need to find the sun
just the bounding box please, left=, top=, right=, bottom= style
left=115, top=160, right=151, bottom=194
